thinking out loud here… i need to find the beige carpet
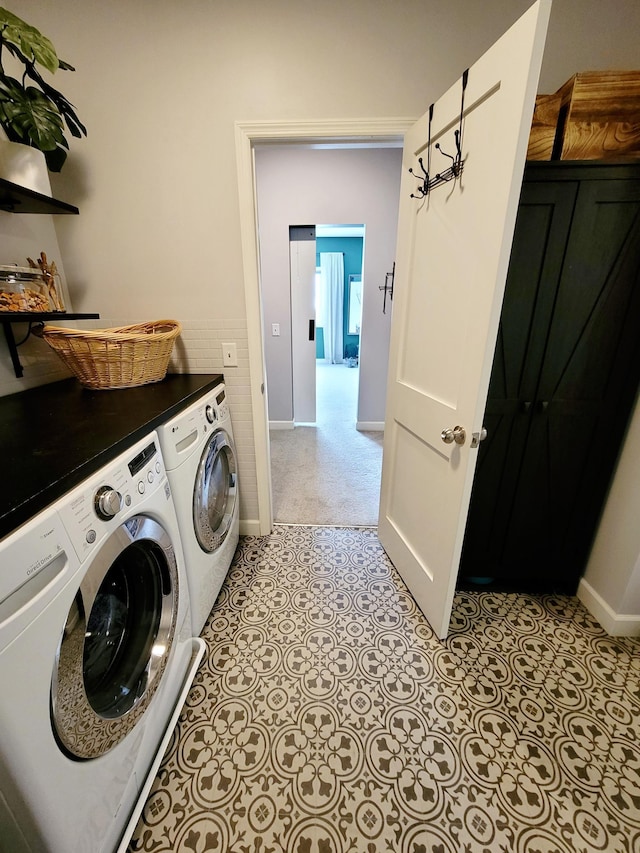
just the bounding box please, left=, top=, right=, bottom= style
left=269, top=363, right=383, bottom=526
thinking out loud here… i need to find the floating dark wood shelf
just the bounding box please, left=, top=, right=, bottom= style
left=0, top=178, right=79, bottom=214
left=1, top=312, right=99, bottom=377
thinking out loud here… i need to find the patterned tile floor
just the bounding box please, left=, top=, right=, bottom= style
left=129, top=525, right=640, bottom=853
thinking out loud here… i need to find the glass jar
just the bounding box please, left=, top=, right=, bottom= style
left=0, top=265, right=50, bottom=312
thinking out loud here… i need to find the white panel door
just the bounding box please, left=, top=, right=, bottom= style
left=378, top=0, right=551, bottom=639
left=290, top=239, right=317, bottom=423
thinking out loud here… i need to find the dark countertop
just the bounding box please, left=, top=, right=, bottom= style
left=0, top=373, right=222, bottom=541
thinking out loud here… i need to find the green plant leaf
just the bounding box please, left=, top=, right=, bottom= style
left=0, top=77, right=64, bottom=150
left=0, top=9, right=85, bottom=170
left=0, top=7, right=58, bottom=73
left=44, top=145, right=67, bottom=172
left=27, top=68, right=87, bottom=137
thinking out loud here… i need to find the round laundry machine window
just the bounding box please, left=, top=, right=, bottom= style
left=51, top=515, right=178, bottom=760
left=193, top=428, right=238, bottom=553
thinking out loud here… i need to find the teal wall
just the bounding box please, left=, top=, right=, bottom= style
left=316, top=236, right=363, bottom=360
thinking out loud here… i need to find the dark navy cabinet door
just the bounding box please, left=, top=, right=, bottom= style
left=460, top=163, right=640, bottom=593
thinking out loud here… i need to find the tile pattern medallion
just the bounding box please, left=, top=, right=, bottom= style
left=129, top=525, right=640, bottom=853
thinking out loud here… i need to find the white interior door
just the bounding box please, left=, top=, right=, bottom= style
left=378, top=0, right=551, bottom=639
left=290, top=237, right=317, bottom=423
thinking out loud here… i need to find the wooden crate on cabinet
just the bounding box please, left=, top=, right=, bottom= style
left=553, top=70, right=640, bottom=160
left=527, top=93, right=561, bottom=160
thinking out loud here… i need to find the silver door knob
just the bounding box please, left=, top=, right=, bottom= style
left=471, top=427, right=488, bottom=448
left=441, top=425, right=466, bottom=445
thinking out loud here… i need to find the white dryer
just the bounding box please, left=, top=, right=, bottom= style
left=157, top=382, right=239, bottom=636
left=0, top=432, right=205, bottom=853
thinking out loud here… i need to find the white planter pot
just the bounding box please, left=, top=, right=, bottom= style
left=0, top=141, right=51, bottom=196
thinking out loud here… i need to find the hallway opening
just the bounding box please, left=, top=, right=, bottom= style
left=254, top=143, right=403, bottom=526
left=269, top=363, right=383, bottom=526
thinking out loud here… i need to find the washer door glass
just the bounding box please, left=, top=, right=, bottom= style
left=193, top=428, right=237, bottom=553
left=52, top=515, right=178, bottom=760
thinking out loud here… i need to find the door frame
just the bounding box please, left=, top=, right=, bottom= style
left=235, top=119, right=415, bottom=534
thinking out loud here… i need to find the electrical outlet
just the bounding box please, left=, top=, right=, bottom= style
left=222, top=342, right=237, bottom=367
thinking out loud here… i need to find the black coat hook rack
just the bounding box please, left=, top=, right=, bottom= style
left=410, top=69, right=469, bottom=200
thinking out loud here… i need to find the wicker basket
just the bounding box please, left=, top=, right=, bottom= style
left=41, top=319, right=181, bottom=390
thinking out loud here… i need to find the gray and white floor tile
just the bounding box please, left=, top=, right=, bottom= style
left=129, top=525, right=640, bottom=853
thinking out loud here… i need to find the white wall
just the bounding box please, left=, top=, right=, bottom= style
left=0, top=158, right=74, bottom=395
left=2, top=0, right=640, bottom=612
left=255, top=146, right=402, bottom=425
left=579, top=393, right=640, bottom=635
left=11, top=0, right=640, bottom=328
left=0, top=208, right=75, bottom=395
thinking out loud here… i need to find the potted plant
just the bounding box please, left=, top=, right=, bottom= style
left=0, top=6, right=86, bottom=172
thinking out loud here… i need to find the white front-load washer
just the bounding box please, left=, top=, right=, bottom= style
left=0, top=432, right=205, bottom=853
left=157, top=382, right=239, bottom=636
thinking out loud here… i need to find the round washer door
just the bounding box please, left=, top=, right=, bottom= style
left=193, top=428, right=238, bottom=553
left=51, top=515, right=178, bottom=759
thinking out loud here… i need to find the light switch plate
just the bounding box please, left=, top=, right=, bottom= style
left=222, top=342, right=237, bottom=367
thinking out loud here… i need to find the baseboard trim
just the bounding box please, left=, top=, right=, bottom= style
left=577, top=578, right=640, bottom=637
left=239, top=519, right=262, bottom=536
left=357, top=421, right=384, bottom=432
left=269, top=421, right=294, bottom=430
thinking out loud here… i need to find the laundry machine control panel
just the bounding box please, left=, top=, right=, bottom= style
left=203, top=385, right=228, bottom=424
left=57, top=432, right=168, bottom=562
left=161, top=384, right=230, bottom=471
left=94, top=485, right=123, bottom=520
left=211, top=384, right=229, bottom=423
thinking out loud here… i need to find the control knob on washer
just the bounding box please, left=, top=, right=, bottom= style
left=94, top=486, right=123, bottom=520
left=205, top=404, right=216, bottom=424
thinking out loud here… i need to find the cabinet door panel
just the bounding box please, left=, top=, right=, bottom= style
left=539, top=180, right=640, bottom=404
left=503, top=404, right=602, bottom=583
left=461, top=170, right=640, bottom=592
left=527, top=179, right=640, bottom=586
left=460, top=180, right=577, bottom=582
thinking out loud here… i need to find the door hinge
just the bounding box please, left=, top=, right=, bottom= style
left=379, top=262, right=395, bottom=314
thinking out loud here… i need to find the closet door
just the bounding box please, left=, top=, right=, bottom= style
left=459, top=178, right=578, bottom=584
left=504, top=176, right=640, bottom=589
left=460, top=167, right=640, bottom=592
